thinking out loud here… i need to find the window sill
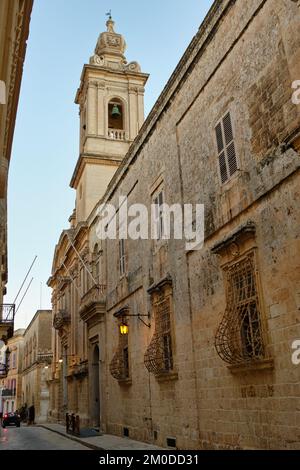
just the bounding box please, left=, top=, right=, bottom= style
left=117, top=377, right=132, bottom=386
left=228, top=358, right=274, bottom=374
left=155, top=371, right=178, bottom=382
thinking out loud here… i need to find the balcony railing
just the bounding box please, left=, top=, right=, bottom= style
left=1, top=388, right=16, bottom=398
left=0, top=304, right=15, bottom=341
left=0, top=304, right=15, bottom=323
left=108, top=129, right=126, bottom=140
left=37, top=352, right=53, bottom=365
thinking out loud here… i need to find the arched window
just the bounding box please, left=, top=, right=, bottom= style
left=108, top=98, right=124, bottom=131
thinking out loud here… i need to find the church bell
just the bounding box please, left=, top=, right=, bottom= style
left=111, top=104, right=121, bottom=118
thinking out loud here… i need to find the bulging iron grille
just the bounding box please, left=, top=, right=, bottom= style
left=144, top=296, right=173, bottom=374
left=215, top=253, right=265, bottom=365
left=109, top=331, right=129, bottom=380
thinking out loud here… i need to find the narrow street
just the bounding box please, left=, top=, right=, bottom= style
left=0, top=425, right=88, bottom=450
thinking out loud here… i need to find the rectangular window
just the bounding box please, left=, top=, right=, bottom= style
left=215, top=253, right=265, bottom=364
left=153, top=190, right=164, bottom=239
left=119, top=239, right=126, bottom=276
left=144, top=293, right=174, bottom=375
left=229, top=256, right=263, bottom=359
left=11, top=379, right=16, bottom=396
left=215, top=112, right=238, bottom=184
left=158, top=297, right=173, bottom=371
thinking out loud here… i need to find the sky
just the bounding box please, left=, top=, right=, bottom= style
left=6, top=0, right=214, bottom=330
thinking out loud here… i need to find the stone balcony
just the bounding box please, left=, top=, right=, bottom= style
left=37, top=351, right=53, bottom=365
left=79, top=284, right=106, bottom=326
left=0, top=304, right=15, bottom=342
left=67, top=358, right=88, bottom=380
left=53, top=309, right=71, bottom=331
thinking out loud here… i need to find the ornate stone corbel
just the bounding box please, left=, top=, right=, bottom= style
left=124, top=61, right=141, bottom=73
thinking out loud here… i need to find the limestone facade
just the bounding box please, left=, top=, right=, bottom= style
left=49, top=0, right=300, bottom=449
left=0, top=0, right=33, bottom=322
left=22, top=310, right=52, bottom=423
left=0, top=329, right=25, bottom=414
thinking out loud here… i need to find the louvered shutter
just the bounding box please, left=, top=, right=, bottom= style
left=215, top=112, right=238, bottom=184
left=215, top=122, right=228, bottom=183
left=227, top=141, right=237, bottom=176
left=219, top=151, right=228, bottom=184
left=223, top=112, right=234, bottom=145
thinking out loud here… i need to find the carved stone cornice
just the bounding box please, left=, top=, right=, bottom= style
left=89, top=55, right=141, bottom=74
left=147, top=274, right=173, bottom=295
left=211, top=221, right=256, bottom=257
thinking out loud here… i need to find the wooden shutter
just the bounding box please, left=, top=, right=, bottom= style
left=215, top=122, right=228, bottom=183
left=215, top=112, right=238, bottom=184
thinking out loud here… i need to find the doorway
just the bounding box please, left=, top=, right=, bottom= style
left=91, top=344, right=100, bottom=428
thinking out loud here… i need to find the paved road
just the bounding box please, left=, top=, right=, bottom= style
left=0, top=425, right=89, bottom=450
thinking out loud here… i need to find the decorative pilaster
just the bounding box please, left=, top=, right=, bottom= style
left=87, top=81, right=98, bottom=135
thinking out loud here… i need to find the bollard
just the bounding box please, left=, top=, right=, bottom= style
left=75, top=415, right=80, bottom=436
left=71, top=413, right=75, bottom=433
left=66, top=413, right=70, bottom=433
left=66, top=412, right=80, bottom=436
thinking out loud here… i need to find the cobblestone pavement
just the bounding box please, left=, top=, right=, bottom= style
left=0, top=425, right=89, bottom=450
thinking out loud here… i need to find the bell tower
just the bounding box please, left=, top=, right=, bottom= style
left=71, top=17, right=149, bottom=222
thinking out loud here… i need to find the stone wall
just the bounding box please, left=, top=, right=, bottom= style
left=93, top=0, right=300, bottom=449
left=48, top=0, right=300, bottom=449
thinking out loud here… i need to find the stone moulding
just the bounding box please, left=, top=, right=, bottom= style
left=228, top=358, right=274, bottom=374
left=79, top=284, right=106, bottom=325
left=53, top=309, right=71, bottom=330
left=147, top=274, right=173, bottom=295
left=211, top=221, right=256, bottom=256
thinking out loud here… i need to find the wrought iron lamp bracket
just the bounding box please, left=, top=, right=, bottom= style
left=125, top=313, right=151, bottom=328
left=114, top=309, right=151, bottom=328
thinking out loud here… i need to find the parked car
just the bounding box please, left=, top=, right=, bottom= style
left=2, top=412, right=21, bottom=428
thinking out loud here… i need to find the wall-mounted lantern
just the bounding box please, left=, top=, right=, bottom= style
left=119, top=322, right=129, bottom=335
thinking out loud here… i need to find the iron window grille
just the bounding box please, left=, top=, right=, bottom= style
left=215, top=252, right=265, bottom=365
left=144, top=294, right=173, bottom=374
